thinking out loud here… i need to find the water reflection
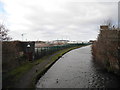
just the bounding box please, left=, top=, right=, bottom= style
left=36, top=45, right=120, bottom=88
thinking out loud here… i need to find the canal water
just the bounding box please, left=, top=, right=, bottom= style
left=36, top=45, right=120, bottom=88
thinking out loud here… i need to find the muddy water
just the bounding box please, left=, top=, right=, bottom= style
left=36, top=45, right=120, bottom=88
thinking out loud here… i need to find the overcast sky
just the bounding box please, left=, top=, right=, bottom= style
left=0, top=0, right=119, bottom=41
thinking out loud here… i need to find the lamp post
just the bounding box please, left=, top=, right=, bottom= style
left=21, top=33, right=26, bottom=41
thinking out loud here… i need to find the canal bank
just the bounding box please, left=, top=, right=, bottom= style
left=32, top=45, right=87, bottom=88
left=36, top=45, right=120, bottom=88
left=92, top=26, right=120, bottom=75
left=3, top=45, right=87, bottom=89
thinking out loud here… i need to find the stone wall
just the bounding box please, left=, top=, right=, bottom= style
left=92, top=28, right=120, bottom=75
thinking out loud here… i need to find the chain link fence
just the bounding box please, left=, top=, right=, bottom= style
left=35, top=43, right=90, bottom=59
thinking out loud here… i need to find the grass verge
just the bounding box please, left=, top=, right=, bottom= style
left=31, top=45, right=86, bottom=88
left=3, top=45, right=87, bottom=88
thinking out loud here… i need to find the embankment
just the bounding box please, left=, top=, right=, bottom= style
left=92, top=28, right=120, bottom=75
left=3, top=45, right=87, bottom=88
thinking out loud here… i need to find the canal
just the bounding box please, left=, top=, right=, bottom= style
left=36, top=45, right=120, bottom=88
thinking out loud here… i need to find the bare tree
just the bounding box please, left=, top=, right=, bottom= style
left=103, top=19, right=113, bottom=27
left=0, top=23, right=12, bottom=41
left=108, top=19, right=112, bottom=27
left=103, top=19, right=117, bottom=29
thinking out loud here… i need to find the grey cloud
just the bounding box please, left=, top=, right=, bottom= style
left=5, top=1, right=118, bottom=41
